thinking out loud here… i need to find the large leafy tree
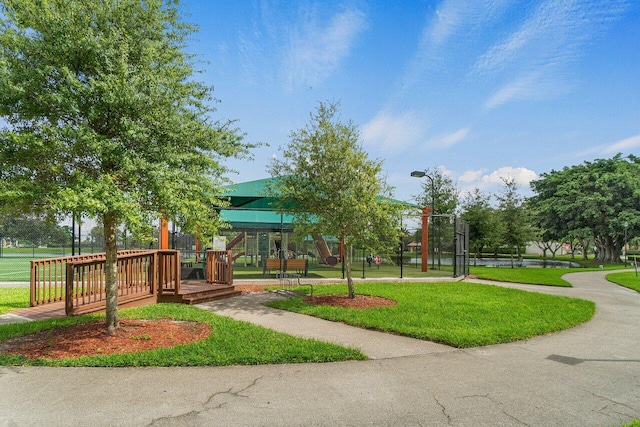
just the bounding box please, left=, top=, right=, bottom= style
left=0, top=0, right=251, bottom=332
left=268, top=101, right=402, bottom=298
left=530, top=154, right=640, bottom=262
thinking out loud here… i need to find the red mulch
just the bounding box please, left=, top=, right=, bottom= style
left=0, top=319, right=210, bottom=360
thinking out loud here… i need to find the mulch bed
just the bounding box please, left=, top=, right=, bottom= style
left=0, top=319, right=210, bottom=360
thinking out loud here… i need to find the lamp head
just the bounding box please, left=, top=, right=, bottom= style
left=410, top=170, right=426, bottom=178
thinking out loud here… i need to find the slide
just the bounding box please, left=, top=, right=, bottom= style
left=226, top=233, right=245, bottom=250
left=313, top=234, right=338, bottom=266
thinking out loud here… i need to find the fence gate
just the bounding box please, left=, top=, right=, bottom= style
left=453, top=218, right=469, bottom=278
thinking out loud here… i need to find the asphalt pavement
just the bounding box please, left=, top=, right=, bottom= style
left=0, top=270, right=638, bottom=426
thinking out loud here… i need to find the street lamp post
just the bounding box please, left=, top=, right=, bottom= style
left=411, top=170, right=435, bottom=271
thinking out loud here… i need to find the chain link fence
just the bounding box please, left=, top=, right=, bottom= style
left=0, top=218, right=164, bottom=258
left=1, top=214, right=468, bottom=282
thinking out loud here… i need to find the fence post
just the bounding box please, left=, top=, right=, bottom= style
left=152, top=251, right=158, bottom=296
left=30, top=260, right=37, bottom=307
left=65, top=263, right=75, bottom=315
left=227, top=250, right=233, bottom=285
left=174, top=250, right=181, bottom=294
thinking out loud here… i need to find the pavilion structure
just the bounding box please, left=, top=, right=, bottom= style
left=159, top=177, right=339, bottom=267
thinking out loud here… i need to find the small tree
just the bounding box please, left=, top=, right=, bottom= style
left=415, top=167, right=460, bottom=215
left=268, top=101, right=402, bottom=298
left=496, top=178, right=532, bottom=267
left=459, top=188, right=500, bottom=263
left=0, top=0, right=251, bottom=333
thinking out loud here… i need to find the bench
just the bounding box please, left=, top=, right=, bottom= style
left=263, top=258, right=285, bottom=276
left=285, top=259, right=309, bottom=276
left=262, top=258, right=309, bottom=277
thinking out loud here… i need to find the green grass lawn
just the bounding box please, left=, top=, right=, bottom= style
left=0, top=288, right=29, bottom=315
left=266, top=282, right=595, bottom=348
left=469, top=266, right=579, bottom=286
left=0, top=247, right=74, bottom=256
left=470, top=263, right=633, bottom=287
left=606, top=271, right=640, bottom=292
left=0, top=258, right=33, bottom=282
left=0, top=303, right=366, bottom=367
left=468, top=265, right=607, bottom=286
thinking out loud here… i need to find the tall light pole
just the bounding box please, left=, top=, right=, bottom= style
left=411, top=170, right=435, bottom=271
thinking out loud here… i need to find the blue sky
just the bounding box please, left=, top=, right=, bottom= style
left=183, top=0, right=640, bottom=202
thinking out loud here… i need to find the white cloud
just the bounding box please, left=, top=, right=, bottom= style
left=484, top=66, right=573, bottom=109
left=485, top=74, right=533, bottom=109
left=476, top=0, right=630, bottom=108
left=361, top=109, right=428, bottom=153
left=284, top=7, right=368, bottom=91
left=402, top=0, right=511, bottom=89
left=430, top=128, right=470, bottom=148
left=451, top=166, right=537, bottom=198
left=481, top=166, right=538, bottom=186
left=568, top=133, right=640, bottom=161
left=427, top=3, right=465, bottom=47
left=436, top=165, right=455, bottom=179
left=603, top=134, right=640, bottom=154
left=459, top=169, right=486, bottom=183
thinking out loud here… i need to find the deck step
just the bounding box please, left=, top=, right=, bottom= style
left=181, top=288, right=242, bottom=305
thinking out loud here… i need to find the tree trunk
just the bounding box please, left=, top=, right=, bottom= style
left=103, top=212, right=119, bottom=334
left=345, top=240, right=355, bottom=299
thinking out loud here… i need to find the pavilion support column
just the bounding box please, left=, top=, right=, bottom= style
left=159, top=218, right=169, bottom=250
left=244, top=231, right=248, bottom=267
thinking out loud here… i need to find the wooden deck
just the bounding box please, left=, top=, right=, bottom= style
left=9, top=281, right=240, bottom=321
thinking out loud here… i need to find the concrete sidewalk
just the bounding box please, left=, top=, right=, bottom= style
left=0, top=270, right=638, bottom=426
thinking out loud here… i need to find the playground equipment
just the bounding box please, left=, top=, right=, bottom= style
left=313, top=234, right=339, bottom=266
left=226, top=232, right=246, bottom=261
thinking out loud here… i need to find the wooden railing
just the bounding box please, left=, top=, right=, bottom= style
left=30, top=250, right=144, bottom=307
left=156, top=250, right=181, bottom=295
left=64, top=250, right=181, bottom=316
left=30, top=250, right=182, bottom=315
left=205, top=250, right=233, bottom=285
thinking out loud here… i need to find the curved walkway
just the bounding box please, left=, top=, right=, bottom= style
left=0, top=271, right=638, bottom=426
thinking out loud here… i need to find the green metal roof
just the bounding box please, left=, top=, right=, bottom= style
left=219, top=178, right=293, bottom=231
left=219, top=208, right=296, bottom=232
left=218, top=177, right=416, bottom=231
left=221, top=177, right=294, bottom=210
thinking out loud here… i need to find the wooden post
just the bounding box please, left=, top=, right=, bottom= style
left=30, top=260, right=37, bottom=307
left=65, top=263, right=75, bottom=315
left=421, top=207, right=432, bottom=272
left=159, top=218, right=169, bottom=250
left=174, top=250, right=181, bottom=294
